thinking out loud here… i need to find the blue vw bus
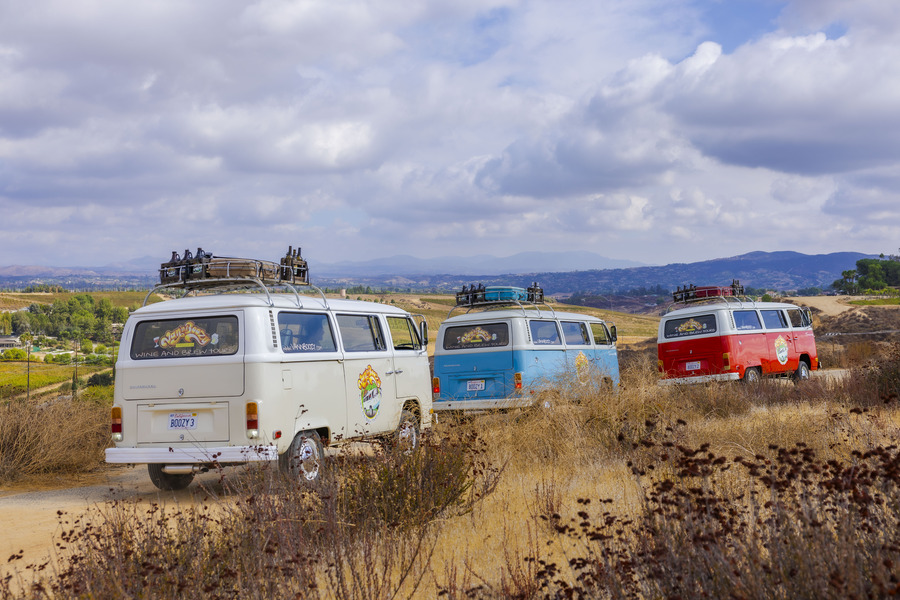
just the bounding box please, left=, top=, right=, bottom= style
left=432, top=284, right=619, bottom=412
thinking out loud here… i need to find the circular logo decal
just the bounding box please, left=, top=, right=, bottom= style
left=774, top=336, right=789, bottom=365
left=358, top=365, right=383, bottom=420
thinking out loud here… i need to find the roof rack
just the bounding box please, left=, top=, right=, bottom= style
left=669, top=279, right=748, bottom=309
left=144, top=245, right=325, bottom=307
left=447, top=282, right=554, bottom=318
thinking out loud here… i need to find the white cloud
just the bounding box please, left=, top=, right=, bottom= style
left=0, top=0, right=898, bottom=267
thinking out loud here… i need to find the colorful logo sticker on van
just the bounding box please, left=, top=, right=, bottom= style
left=358, top=365, right=383, bottom=419
left=460, top=327, right=496, bottom=345
left=575, top=351, right=590, bottom=383
left=155, top=321, right=214, bottom=349
left=676, top=318, right=707, bottom=334
left=774, top=335, right=789, bottom=365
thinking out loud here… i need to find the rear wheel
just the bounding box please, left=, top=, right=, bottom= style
left=280, top=430, right=325, bottom=483
left=396, top=409, right=420, bottom=454
left=794, top=361, right=810, bottom=383
left=147, top=464, right=194, bottom=491
left=742, top=367, right=761, bottom=384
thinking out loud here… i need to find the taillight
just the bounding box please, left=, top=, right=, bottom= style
left=246, top=402, right=259, bottom=439
left=111, top=406, right=123, bottom=442
left=723, top=352, right=731, bottom=371
left=514, top=372, right=522, bottom=390
left=432, top=377, right=440, bottom=395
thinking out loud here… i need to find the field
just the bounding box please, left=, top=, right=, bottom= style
left=0, top=290, right=164, bottom=311
left=2, top=293, right=899, bottom=598
left=0, top=362, right=106, bottom=399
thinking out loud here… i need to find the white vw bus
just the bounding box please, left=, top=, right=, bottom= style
left=106, top=249, right=432, bottom=490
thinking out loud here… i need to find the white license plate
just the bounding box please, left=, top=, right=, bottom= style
left=168, top=412, right=198, bottom=430
left=685, top=361, right=701, bottom=371
left=467, top=380, right=486, bottom=392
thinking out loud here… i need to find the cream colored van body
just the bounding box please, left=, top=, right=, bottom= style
left=106, top=293, right=432, bottom=488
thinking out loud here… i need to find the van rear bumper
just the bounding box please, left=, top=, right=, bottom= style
left=106, top=445, right=279, bottom=465
left=658, top=373, right=741, bottom=386
left=432, top=397, right=533, bottom=411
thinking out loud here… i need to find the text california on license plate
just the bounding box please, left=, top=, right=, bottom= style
left=168, top=412, right=198, bottom=430
left=685, top=361, right=701, bottom=371
left=467, top=379, right=486, bottom=392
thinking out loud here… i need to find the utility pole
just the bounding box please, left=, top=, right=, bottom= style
left=21, top=332, right=33, bottom=402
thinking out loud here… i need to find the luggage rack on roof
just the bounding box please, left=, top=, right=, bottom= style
left=447, top=282, right=554, bottom=318
left=143, top=245, right=326, bottom=308
left=667, top=279, right=750, bottom=311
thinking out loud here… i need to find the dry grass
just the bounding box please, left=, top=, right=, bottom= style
left=0, top=396, right=110, bottom=484
left=4, top=342, right=900, bottom=598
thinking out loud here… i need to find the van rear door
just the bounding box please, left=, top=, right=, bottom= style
left=120, top=313, right=244, bottom=400
left=659, top=312, right=722, bottom=378
left=119, top=313, right=243, bottom=444
left=437, top=321, right=513, bottom=401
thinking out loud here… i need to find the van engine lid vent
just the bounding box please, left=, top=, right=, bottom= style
left=269, top=310, right=278, bottom=348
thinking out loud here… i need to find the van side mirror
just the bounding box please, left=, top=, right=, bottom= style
left=610, top=325, right=618, bottom=343
left=419, top=321, right=429, bottom=346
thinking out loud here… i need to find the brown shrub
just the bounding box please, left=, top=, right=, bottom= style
left=0, top=398, right=109, bottom=484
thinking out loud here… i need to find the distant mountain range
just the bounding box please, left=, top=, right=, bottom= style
left=0, top=250, right=875, bottom=294
left=316, top=251, right=645, bottom=277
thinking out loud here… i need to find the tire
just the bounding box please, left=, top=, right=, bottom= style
left=742, top=367, right=761, bottom=384
left=279, top=430, right=325, bottom=483
left=147, top=464, right=194, bottom=491
left=794, top=361, right=810, bottom=383
left=396, top=409, right=420, bottom=454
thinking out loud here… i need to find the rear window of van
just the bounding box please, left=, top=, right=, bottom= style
left=664, top=314, right=717, bottom=339
left=443, top=323, right=509, bottom=350
left=131, top=315, right=239, bottom=360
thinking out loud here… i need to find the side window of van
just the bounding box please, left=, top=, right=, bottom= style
left=733, top=310, right=762, bottom=330
left=386, top=316, right=421, bottom=350
left=336, top=314, right=386, bottom=352
left=787, top=308, right=810, bottom=328
left=760, top=310, right=787, bottom=330
left=561, top=321, right=591, bottom=345
left=530, top=320, right=562, bottom=345
left=443, top=323, right=509, bottom=350
left=590, top=322, right=611, bottom=345
left=278, top=312, right=336, bottom=353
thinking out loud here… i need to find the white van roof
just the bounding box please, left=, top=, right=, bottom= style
left=442, top=309, right=607, bottom=325
left=665, top=300, right=802, bottom=319
left=132, top=294, right=413, bottom=316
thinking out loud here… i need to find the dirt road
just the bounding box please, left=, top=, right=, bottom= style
left=786, top=295, right=857, bottom=317
left=0, top=466, right=229, bottom=581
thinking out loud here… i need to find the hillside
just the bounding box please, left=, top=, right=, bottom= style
left=1, top=250, right=874, bottom=295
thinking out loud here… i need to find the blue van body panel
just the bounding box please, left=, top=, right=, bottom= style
left=433, top=309, right=619, bottom=410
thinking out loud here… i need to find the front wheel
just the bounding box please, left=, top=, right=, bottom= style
left=794, top=361, right=810, bottom=383
left=280, top=430, right=325, bottom=483
left=742, top=367, right=761, bottom=384
left=147, top=464, right=193, bottom=491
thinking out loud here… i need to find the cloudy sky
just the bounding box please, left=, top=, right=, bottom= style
left=1, top=0, right=898, bottom=268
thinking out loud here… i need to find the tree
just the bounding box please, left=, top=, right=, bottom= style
left=832, top=270, right=860, bottom=294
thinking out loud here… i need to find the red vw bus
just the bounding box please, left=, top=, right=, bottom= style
left=657, top=282, right=819, bottom=385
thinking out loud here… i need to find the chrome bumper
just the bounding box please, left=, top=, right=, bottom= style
left=106, top=444, right=279, bottom=464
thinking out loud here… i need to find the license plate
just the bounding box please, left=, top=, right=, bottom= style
left=685, top=361, right=701, bottom=371
left=467, top=380, right=486, bottom=392
left=168, top=412, right=198, bottom=430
